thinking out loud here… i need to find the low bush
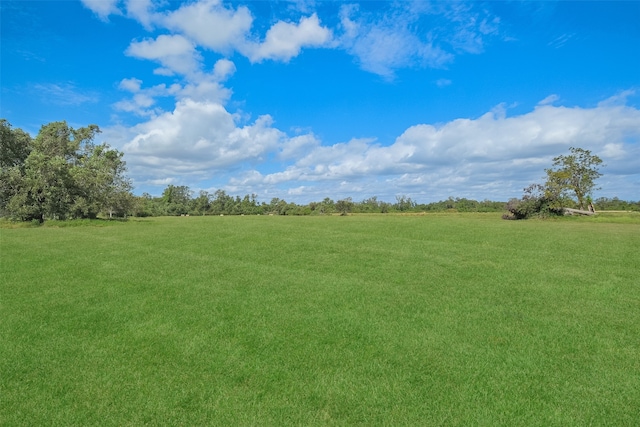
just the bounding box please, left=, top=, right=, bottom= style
left=503, top=184, right=564, bottom=220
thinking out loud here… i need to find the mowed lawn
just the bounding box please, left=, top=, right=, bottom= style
left=1, top=213, right=639, bottom=426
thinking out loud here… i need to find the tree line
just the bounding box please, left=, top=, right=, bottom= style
left=130, top=188, right=638, bottom=218
left=2, top=120, right=637, bottom=221
left=130, top=187, right=508, bottom=217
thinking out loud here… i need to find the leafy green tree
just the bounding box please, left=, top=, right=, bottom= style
left=1, top=120, right=132, bottom=221
left=267, top=197, right=289, bottom=215
left=394, top=195, right=415, bottom=212
left=239, top=193, right=259, bottom=215
left=210, top=189, right=234, bottom=215
left=1, top=119, right=32, bottom=169
left=161, top=185, right=192, bottom=215
left=72, top=143, right=131, bottom=218
left=1, top=120, right=33, bottom=215
left=15, top=122, right=94, bottom=220
left=104, top=189, right=134, bottom=218
left=191, top=190, right=212, bottom=215
left=319, top=197, right=335, bottom=214
left=23, top=150, right=75, bottom=220
left=132, top=193, right=157, bottom=217
left=545, top=147, right=603, bottom=210
left=357, top=196, right=383, bottom=213
left=335, top=198, right=354, bottom=216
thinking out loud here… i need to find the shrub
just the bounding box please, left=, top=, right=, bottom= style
left=503, top=184, right=564, bottom=220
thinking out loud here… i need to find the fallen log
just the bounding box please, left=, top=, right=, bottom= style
left=563, top=207, right=596, bottom=216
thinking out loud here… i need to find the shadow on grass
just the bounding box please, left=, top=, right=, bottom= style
left=0, top=217, right=130, bottom=229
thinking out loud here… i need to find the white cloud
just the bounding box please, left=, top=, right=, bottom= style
left=443, top=2, right=500, bottom=54
left=336, top=2, right=501, bottom=78
left=548, top=33, right=575, bottom=49
left=124, top=0, right=156, bottom=29
left=245, top=14, right=332, bottom=62
left=177, top=80, right=232, bottom=104
left=118, top=77, right=143, bottom=93
left=80, top=0, right=120, bottom=21
left=248, top=100, right=640, bottom=202
left=160, top=2, right=330, bottom=63
left=86, top=3, right=637, bottom=201
left=538, top=94, right=559, bottom=105
left=228, top=170, right=264, bottom=187
left=279, top=134, right=321, bottom=160
left=162, top=0, right=253, bottom=53
left=147, top=177, right=175, bottom=186
left=601, top=143, right=625, bottom=159
left=105, top=95, right=639, bottom=201
left=114, top=81, right=178, bottom=116
left=212, top=59, right=236, bottom=81
left=33, top=82, right=99, bottom=106
left=598, top=89, right=637, bottom=107
left=86, top=0, right=504, bottom=81
left=121, top=99, right=285, bottom=181
left=126, top=34, right=201, bottom=76
left=114, top=69, right=233, bottom=118
left=338, top=4, right=453, bottom=78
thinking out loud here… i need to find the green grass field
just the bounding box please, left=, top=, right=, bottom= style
left=2, top=213, right=639, bottom=425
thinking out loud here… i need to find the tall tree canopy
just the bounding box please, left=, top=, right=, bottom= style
left=0, top=120, right=132, bottom=221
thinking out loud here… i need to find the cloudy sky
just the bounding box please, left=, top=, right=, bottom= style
left=2, top=0, right=639, bottom=203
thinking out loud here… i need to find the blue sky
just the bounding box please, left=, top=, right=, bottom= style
left=2, top=0, right=639, bottom=203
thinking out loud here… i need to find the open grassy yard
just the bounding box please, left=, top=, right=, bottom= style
left=1, top=213, right=639, bottom=425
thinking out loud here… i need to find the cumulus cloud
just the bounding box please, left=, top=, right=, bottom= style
left=159, top=1, right=331, bottom=63
left=126, top=34, right=201, bottom=76
left=162, top=0, right=253, bottom=53
left=212, top=58, right=236, bottom=81
left=177, top=80, right=231, bottom=104
left=248, top=100, right=640, bottom=201
left=114, top=58, right=235, bottom=118
left=244, top=14, right=332, bottom=62
left=105, top=94, right=639, bottom=201
left=86, top=1, right=502, bottom=78
left=114, top=79, right=179, bottom=116
left=124, top=0, right=156, bottom=29
left=279, top=134, right=321, bottom=160
left=118, top=77, right=143, bottom=93
left=120, top=99, right=285, bottom=182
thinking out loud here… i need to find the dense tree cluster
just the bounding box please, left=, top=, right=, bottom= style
left=1, top=120, right=132, bottom=222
